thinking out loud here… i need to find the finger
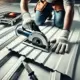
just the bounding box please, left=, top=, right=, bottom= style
left=51, top=43, right=58, bottom=52
left=50, top=39, right=56, bottom=43
left=55, top=43, right=62, bottom=53
left=50, top=42, right=55, bottom=48
left=59, top=43, right=66, bottom=54
left=65, top=44, right=69, bottom=53
left=50, top=39, right=56, bottom=50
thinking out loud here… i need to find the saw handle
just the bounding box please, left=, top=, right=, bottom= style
left=15, top=23, right=32, bottom=37
left=17, top=28, right=32, bottom=37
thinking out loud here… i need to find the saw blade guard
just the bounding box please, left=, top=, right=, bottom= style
left=28, top=31, right=49, bottom=49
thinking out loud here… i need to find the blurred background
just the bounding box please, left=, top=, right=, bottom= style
left=0, top=0, right=80, bottom=3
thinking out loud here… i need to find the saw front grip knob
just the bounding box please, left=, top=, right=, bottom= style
left=15, top=23, right=22, bottom=36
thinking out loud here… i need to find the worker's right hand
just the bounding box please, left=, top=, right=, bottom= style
left=22, top=12, right=41, bottom=32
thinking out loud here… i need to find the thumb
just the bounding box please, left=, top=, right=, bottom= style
left=50, top=39, right=56, bottom=43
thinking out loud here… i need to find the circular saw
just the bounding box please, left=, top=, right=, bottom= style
left=15, top=24, right=50, bottom=52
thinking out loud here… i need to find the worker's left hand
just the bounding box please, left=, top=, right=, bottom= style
left=50, top=30, right=70, bottom=54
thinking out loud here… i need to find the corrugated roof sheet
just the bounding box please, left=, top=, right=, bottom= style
left=0, top=3, right=80, bottom=80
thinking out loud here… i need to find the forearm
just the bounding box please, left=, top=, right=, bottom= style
left=20, top=0, right=29, bottom=13
left=63, top=5, right=74, bottom=31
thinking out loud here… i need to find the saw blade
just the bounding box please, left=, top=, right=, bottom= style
left=28, top=31, right=49, bottom=49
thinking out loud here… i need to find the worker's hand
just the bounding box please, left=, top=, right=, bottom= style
left=22, top=12, right=41, bottom=32
left=22, top=12, right=32, bottom=26
left=50, top=30, right=70, bottom=54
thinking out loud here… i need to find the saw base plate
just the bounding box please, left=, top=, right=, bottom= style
left=23, top=39, right=50, bottom=52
